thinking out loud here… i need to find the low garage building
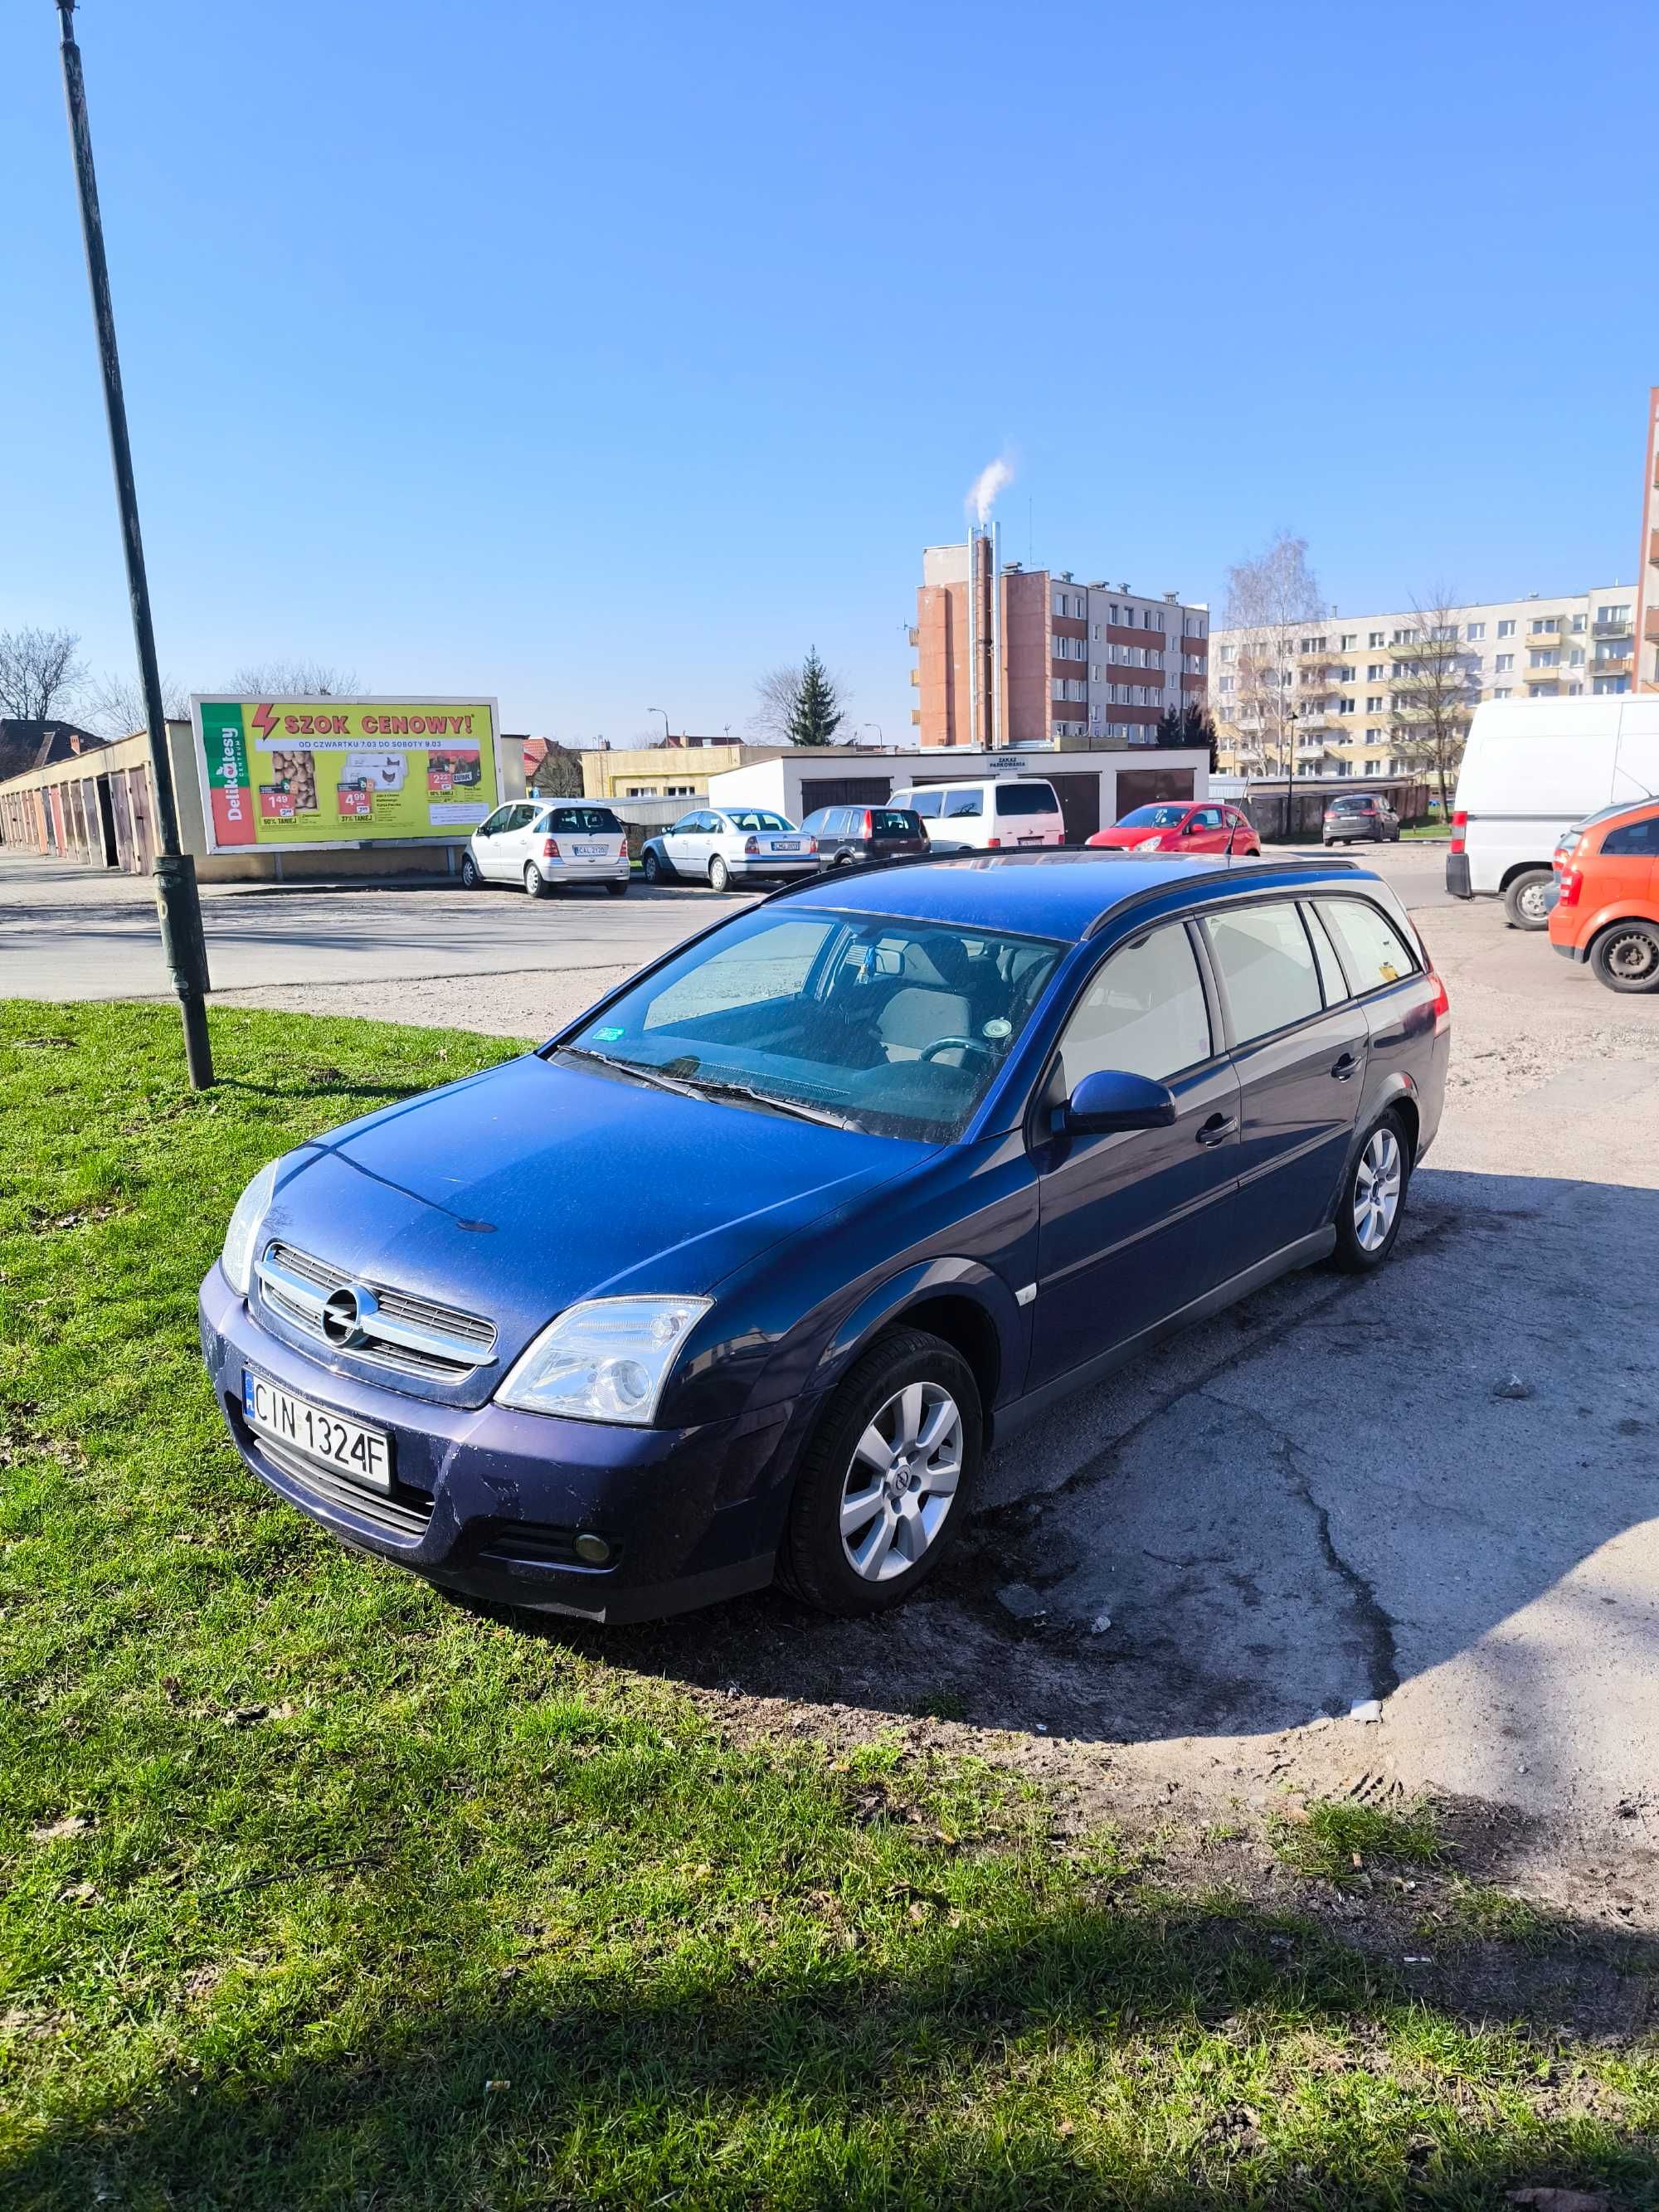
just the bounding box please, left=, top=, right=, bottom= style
left=708, top=746, right=1211, bottom=843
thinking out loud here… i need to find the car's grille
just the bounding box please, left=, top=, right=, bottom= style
left=257, top=1242, right=497, bottom=1383
left=254, top=1432, right=435, bottom=1541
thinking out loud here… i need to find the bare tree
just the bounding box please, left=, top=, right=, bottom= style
left=82, top=667, right=189, bottom=737
left=1387, top=590, right=1478, bottom=819
left=0, top=627, right=88, bottom=722
left=1220, top=532, right=1326, bottom=776
left=229, top=658, right=361, bottom=698
left=527, top=741, right=585, bottom=797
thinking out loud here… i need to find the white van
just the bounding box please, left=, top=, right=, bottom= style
left=1448, top=697, right=1659, bottom=926
left=888, top=775, right=1067, bottom=852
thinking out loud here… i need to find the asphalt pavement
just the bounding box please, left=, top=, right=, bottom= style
left=4, top=838, right=1657, bottom=1870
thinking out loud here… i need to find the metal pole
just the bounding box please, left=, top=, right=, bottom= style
left=647, top=707, right=670, bottom=744
left=55, top=0, right=212, bottom=1086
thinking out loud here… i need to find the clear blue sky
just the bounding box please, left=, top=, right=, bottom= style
left=3, top=0, right=1654, bottom=746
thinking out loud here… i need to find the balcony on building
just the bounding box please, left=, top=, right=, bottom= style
left=1645, top=606, right=1659, bottom=645
left=1593, top=616, right=1632, bottom=639
left=1592, top=652, right=1632, bottom=679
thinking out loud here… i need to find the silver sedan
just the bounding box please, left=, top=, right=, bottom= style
left=640, top=807, right=820, bottom=892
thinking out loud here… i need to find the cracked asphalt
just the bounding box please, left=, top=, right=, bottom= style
left=7, top=842, right=1659, bottom=1868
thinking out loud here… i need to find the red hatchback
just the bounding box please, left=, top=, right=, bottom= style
left=1088, top=801, right=1260, bottom=857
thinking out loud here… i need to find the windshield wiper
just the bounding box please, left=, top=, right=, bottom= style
left=565, top=1048, right=853, bottom=1127
left=562, top=1047, right=704, bottom=1100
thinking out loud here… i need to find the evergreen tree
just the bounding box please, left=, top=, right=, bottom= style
left=1180, top=703, right=1220, bottom=771
left=1153, top=705, right=1184, bottom=746
left=786, top=648, right=844, bottom=746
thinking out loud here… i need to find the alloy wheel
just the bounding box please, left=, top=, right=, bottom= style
left=1353, top=1125, right=1403, bottom=1253
left=839, top=1381, right=962, bottom=1582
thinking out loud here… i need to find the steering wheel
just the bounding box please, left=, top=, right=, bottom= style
left=918, top=1036, right=995, bottom=1064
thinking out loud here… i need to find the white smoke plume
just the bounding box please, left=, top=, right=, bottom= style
left=966, top=455, right=1014, bottom=527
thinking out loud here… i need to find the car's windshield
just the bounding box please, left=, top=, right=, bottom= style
left=1117, top=805, right=1188, bottom=828
left=557, top=907, right=1065, bottom=1142
left=717, top=809, right=794, bottom=834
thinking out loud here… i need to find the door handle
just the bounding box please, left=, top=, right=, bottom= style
left=1330, top=1052, right=1359, bottom=1081
left=1194, top=1114, right=1237, bottom=1146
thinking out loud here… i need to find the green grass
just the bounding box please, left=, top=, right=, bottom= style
left=1268, top=1801, right=1446, bottom=1888
left=2, top=1000, right=1657, bottom=2209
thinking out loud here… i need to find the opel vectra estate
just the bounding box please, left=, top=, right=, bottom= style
left=200, top=853, right=1449, bottom=1622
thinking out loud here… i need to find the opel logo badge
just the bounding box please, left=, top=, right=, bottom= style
left=321, top=1284, right=375, bottom=1347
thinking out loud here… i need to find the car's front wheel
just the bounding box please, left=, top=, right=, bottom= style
left=460, top=853, right=480, bottom=889
left=1503, top=868, right=1553, bottom=930
left=708, top=855, right=731, bottom=893
left=642, top=848, right=667, bottom=886
left=778, top=1328, right=981, bottom=1616
left=1589, top=920, right=1659, bottom=993
left=1332, top=1110, right=1410, bottom=1273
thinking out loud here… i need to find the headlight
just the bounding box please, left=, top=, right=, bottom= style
left=1135, top=834, right=1165, bottom=851
left=495, top=1296, right=712, bottom=1425
left=222, top=1160, right=279, bottom=1297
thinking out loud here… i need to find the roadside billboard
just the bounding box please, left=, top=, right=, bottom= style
left=190, top=696, right=503, bottom=853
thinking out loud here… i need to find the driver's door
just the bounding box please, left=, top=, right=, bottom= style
left=1181, top=805, right=1228, bottom=853
left=1028, top=919, right=1241, bottom=1391
left=662, top=811, right=706, bottom=873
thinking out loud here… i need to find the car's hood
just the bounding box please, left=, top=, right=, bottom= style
left=256, top=1053, right=929, bottom=1402
left=1090, top=828, right=1160, bottom=848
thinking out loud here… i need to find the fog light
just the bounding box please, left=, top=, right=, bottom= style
left=573, top=1531, right=611, bottom=1565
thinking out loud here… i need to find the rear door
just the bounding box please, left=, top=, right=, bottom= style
left=1199, top=898, right=1369, bottom=1261
left=1029, top=919, right=1241, bottom=1388
left=995, top=780, right=1064, bottom=847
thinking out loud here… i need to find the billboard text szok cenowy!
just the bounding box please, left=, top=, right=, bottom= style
left=192, top=698, right=502, bottom=851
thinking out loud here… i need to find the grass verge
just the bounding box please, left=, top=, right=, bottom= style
left=2, top=1000, right=1657, bottom=2209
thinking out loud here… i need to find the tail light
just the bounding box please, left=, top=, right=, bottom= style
left=1450, top=809, right=1467, bottom=855
left=541, top=837, right=560, bottom=859
left=1557, top=867, right=1583, bottom=909
left=1428, top=971, right=1451, bottom=1032
left=805, top=837, right=818, bottom=854
left=618, top=837, right=630, bottom=858
left=987, top=837, right=1001, bottom=849
left=744, top=835, right=760, bottom=855
left=862, top=810, right=873, bottom=836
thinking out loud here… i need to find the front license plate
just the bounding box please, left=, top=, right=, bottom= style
left=574, top=843, right=605, bottom=857
left=242, top=1372, right=392, bottom=1491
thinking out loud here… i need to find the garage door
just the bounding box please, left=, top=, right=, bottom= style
left=1115, top=767, right=1195, bottom=814
left=797, top=776, right=893, bottom=812
left=1047, top=774, right=1102, bottom=846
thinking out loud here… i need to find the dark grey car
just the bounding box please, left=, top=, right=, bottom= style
left=801, top=805, right=931, bottom=871
left=1323, top=793, right=1400, bottom=845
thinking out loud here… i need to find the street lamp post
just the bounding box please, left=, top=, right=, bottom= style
left=1284, top=705, right=1299, bottom=843
left=54, top=0, right=213, bottom=1087
left=647, top=707, right=670, bottom=746
left=859, top=722, right=884, bottom=746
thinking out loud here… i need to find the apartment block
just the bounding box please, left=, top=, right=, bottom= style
left=913, top=537, right=1209, bottom=751
left=1636, top=385, right=1659, bottom=692
left=1210, top=584, right=1638, bottom=779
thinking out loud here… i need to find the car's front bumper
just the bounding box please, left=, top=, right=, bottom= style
left=198, top=1264, right=804, bottom=1621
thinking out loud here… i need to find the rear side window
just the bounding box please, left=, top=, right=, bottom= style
left=996, top=782, right=1058, bottom=816
left=1318, top=899, right=1418, bottom=992
left=1601, top=816, right=1659, bottom=856
left=1301, top=902, right=1350, bottom=1005
left=907, top=789, right=941, bottom=818
left=944, top=789, right=983, bottom=818
left=1058, top=926, right=1212, bottom=1087
left=1203, top=903, right=1321, bottom=1043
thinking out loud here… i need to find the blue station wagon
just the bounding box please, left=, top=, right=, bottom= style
left=199, top=853, right=1450, bottom=1621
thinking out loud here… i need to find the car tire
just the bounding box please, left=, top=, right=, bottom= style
left=642, top=849, right=667, bottom=886
left=1589, top=920, right=1659, bottom=994
left=1503, top=868, right=1554, bottom=930
left=606, top=878, right=629, bottom=897
left=460, top=853, right=480, bottom=889
left=708, top=856, right=731, bottom=893
left=523, top=863, right=551, bottom=900
left=777, top=1327, right=982, bottom=1617
left=1332, top=1109, right=1411, bottom=1275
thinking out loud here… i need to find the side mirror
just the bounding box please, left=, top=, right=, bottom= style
left=1063, top=1067, right=1178, bottom=1134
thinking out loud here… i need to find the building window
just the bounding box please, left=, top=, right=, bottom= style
left=1466, top=621, right=1486, bottom=640
left=1368, top=631, right=1385, bottom=648
left=1597, top=604, right=1632, bottom=625
left=1300, top=635, right=1328, bottom=653
left=1335, top=665, right=1355, bottom=681
left=1497, top=618, right=1515, bottom=637
left=1219, top=642, right=1234, bottom=662
left=1365, top=695, right=1384, bottom=712
left=1337, top=698, right=1355, bottom=714
left=1570, top=614, right=1586, bottom=633
left=1051, top=678, right=1064, bottom=701
left=1338, top=632, right=1356, bottom=649
left=1495, top=653, right=1514, bottom=673
left=1092, top=623, right=1100, bottom=639
left=1365, top=663, right=1383, bottom=679
left=1493, top=687, right=1512, bottom=699
left=1218, top=676, right=1233, bottom=695
left=1529, top=650, right=1558, bottom=668
left=1569, top=649, right=1584, bottom=668
left=1593, top=676, right=1631, bottom=695
left=1530, top=617, right=1559, bottom=635
left=1363, top=761, right=1380, bottom=775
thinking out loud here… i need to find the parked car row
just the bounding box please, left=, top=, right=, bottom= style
left=1446, top=695, right=1659, bottom=994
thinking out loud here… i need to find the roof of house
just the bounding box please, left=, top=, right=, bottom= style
left=0, top=721, right=108, bottom=785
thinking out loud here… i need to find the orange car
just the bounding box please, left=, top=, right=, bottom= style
left=1548, top=797, right=1659, bottom=993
